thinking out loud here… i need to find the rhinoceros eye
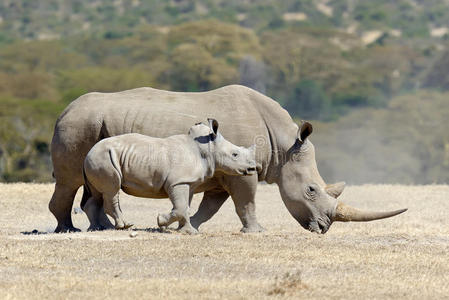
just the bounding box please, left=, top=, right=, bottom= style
left=306, top=185, right=317, bottom=197
left=232, top=152, right=239, bottom=158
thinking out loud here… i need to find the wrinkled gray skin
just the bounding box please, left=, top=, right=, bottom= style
left=50, top=85, right=406, bottom=234
left=82, top=119, right=256, bottom=234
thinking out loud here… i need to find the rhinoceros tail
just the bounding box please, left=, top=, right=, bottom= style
left=81, top=167, right=91, bottom=210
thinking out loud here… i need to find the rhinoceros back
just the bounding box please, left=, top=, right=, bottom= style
left=51, top=85, right=293, bottom=185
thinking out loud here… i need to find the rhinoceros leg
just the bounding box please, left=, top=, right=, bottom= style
left=84, top=196, right=106, bottom=231
left=103, top=191, right=133, bottom=230
left=49, top=183, right=81, bottom=233
left=190, top=189, right=229, bottom=230
left=82, top=189, right=115, bottom=231
left=81, top=188, right=114, bottom=230
left=225, top=175, right=265, bottom=233
left=157, top=184, right=198, bottom=235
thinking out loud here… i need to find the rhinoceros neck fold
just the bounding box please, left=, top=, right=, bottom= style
left=251, top=92, right=299, bottom=184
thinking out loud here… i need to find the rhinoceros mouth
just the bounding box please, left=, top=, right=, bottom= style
left=306, top=219, right=331, bottom=234
left=246, top=167, right=257, bottom=174
left=241, top=167, right=257, bottom=176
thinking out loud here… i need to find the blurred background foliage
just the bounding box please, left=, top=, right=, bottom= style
left=0, top=0, right=448, bottom=184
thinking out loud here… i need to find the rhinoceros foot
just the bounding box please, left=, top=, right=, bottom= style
left=157, top=213, right=169, bottom=228
left=54, top=225, right=81, bottom=233
left=115, top=222, right=134, bottom=230
left=240, top=223, right=265, bottom=233
left=178, top=224, right=199, bottom=235
left=87, top=224, right=107, bottom=231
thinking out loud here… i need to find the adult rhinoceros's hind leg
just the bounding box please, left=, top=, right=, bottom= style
left=49, top=183, right=81, bottom=233
left=83, top=197, right=105, bottom=231
left=190, top=189, right=229, bottom=231
left=97, top=208, right=115, bottom=230
left=81, top=187, right=114, bottom=231
left=81, top=188, right=114, bottom=231
left=226, top=174, right=265, bottom=233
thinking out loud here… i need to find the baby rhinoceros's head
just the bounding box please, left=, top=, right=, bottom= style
left=189, top=118, right=257, bottom=176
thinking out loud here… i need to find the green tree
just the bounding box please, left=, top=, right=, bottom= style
left=285, top=79, right=331, bottom=120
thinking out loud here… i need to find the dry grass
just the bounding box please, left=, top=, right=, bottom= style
left=0, top=183, right=448, bottom=299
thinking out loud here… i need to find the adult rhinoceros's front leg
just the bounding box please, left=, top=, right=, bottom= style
left=224, top=174, right=265, bottom=233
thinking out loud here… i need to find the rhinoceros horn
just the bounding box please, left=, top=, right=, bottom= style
left=333, top=202, right=407, bottom=222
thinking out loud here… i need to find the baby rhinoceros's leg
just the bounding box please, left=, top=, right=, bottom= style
left=157, top=184, right=198, bottom=235
left=103, top=192, right=133, bottom=230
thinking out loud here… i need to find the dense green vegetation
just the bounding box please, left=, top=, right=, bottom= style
left=0, top=0, right=448, bottom=183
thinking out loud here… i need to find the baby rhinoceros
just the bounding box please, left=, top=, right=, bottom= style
left=81, top=118, right=257, bottom=234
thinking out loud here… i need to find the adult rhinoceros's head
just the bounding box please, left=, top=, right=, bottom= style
left=277, top=121, right=407, bottom=234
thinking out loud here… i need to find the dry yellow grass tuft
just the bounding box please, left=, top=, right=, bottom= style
left=268, top=271, right=308, bottom=296
left=0, top=183, right=448, bottom=299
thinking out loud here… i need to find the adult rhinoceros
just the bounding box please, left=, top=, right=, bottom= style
left=49, top=85, right=406, bottom=233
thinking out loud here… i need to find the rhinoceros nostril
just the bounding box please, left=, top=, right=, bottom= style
left=318, top=222, right=328, bottom=234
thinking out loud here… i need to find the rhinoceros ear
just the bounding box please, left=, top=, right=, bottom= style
left=208, top=118, right=219, bottom=137
left=297, top=121, right=313, bottom=142
left=325, top=182, right=346, bottom=198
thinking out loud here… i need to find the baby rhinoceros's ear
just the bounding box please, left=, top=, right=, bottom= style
left=207, top=118, right=219, bottom=138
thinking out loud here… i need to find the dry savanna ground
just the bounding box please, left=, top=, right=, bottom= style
left=0, top=183, right=448, bottom=299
